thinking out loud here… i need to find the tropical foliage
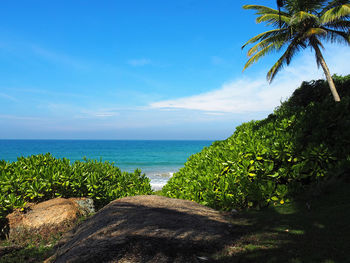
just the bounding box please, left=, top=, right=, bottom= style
left=242, top=0, right=350, bottom=101
left=0, top=154, right=152, bottom=219
left=162, top=75, right=350, bottom=210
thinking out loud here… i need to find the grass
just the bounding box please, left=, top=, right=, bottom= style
left=0, top=234, right=57, bottom=263
left=0, top=215, right=92, bottom=263
left=216, top=178, right=350, bottom=263
left=0, top=244, right=54, bottom=263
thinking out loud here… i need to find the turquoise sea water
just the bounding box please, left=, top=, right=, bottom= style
left=0, top=140, right=213, bottom=189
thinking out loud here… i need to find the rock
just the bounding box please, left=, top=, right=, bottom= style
left=48, top=195, right=234, bottom=263
left=5, top=198, right=94, bottom=240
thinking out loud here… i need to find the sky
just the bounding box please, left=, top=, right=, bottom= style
left=0, top=0, right=349, bottom=140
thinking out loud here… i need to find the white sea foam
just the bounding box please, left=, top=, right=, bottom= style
left=147, top=171, right=175, bottom=190
left=150, top=182, right=167, bottom=191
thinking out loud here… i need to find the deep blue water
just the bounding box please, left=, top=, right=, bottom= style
left=0, top=140, right=213, bottom=189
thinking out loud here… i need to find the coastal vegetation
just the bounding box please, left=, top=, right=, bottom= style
left=1, top=1, right=349, bottom=262
left=1, top=75, right=349, bottom=262
left=0, top=154, right=152, bottom=220
left=2, top=173, right=349, bottom=262
left=242, top=0, right=350, bottom=101
left=162, top=74, right=350, bottom=210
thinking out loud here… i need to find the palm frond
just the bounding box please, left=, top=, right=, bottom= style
left=324, top=20, right=350, bottom=31
left=247, top=33, right=289, bottom=56
left=324, top=0, right=349, bottom=10
left=285, top=0, right=327, bottom=13
left=243, top=5, right=282, bottom=15
left=267, top=38, right=304, bottom=82
left=321, top=27, right=350, bottom=44
left=243, top=44, right=276, bottom=71
left=267, top=57, right=286, bottom=83
left=321, top=4, right=350, bottom=23
left=256, top=13, right=291, bottom=26
left=290, top=11, right=319, bottom=25
left=242, top=29, right=283, bottom=49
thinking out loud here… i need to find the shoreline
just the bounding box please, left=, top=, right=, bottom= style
left=146, top=171, right=174, bottom=191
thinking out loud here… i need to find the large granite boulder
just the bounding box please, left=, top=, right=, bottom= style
left=48, top=195, right=234, bottom=263
left=5, top=198, right=94, bottom=240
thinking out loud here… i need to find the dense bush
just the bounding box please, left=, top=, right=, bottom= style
left=163, top=75, right=350, bottom=210
left=0, top=154, right=152, bottom=218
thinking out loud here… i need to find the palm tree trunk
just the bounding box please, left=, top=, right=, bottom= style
left=314, top=45, right=341, bottom=102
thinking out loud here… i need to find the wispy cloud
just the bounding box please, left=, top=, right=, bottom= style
left=7, top=87, right=89, bottom=99
left=40, top=103, right=121, bottom=119
left=151, top=46, right=350, bottom=114
left=31, top=45, right=89, bottom=70
left=127, top=58, right=152, bottom=66
left=0, top=93, right=18, bottom=102
left=78, top=109, right=119, bottom=119
left=0, top=38, right=89, bottom=70
left=0, top=114, right=43, bottom=121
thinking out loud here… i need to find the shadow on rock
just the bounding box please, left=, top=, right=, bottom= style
left=48, top=195, right=236, bottom=263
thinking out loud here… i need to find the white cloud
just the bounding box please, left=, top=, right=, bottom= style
left=151, top=46, right=350, bottom=114
left=127, top=58, right=152, bottom=66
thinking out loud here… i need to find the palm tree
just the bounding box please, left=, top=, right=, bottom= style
left=242, top=0, right=350, bottom=102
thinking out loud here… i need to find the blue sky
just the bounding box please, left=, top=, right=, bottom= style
left=0, top=0, right=349, bottom=140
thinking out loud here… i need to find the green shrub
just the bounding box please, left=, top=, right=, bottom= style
left=162, top=75, right=350, bottom=210
left=0, top=154, right=152, bottom=218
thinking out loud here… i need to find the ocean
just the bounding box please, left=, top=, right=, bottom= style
left=0, top=140, right=213, bottom=190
